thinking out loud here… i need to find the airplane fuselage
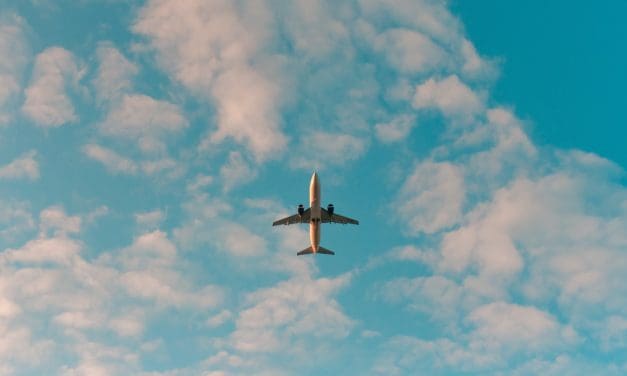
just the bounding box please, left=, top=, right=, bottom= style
left=309, top=172, right=321, bottom=252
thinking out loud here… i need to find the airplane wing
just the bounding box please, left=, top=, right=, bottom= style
left=272, top=208, right=311, bottom=226
left=321, top=208, right=359, bottom=225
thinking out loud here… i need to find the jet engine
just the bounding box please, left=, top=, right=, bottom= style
left=297, top=204, right=305, bottom=215
left=327, top=203, right=334, bottom=215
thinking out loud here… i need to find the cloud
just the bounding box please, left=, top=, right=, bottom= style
left=228, top=274, right=353, bottom=357
left=373, top=28, right=447, bottom=73
left=22, top=46, right=82, bottom=127
left=0, top=205, right=226, bottom=373
left=220, top=151, right=257, bottom=191
left=98, top=94, right=187, bottom=141
left=82, top=144, right=138, bottom=175
left=413, top=75, right=483, bottom=120
left=0, top=200, right=35, bottom=243
left=134, top=0, right=286, bottom=161
left=134, top=209, right=165, bottom=230
left=0, top=150, right=39, bottom=180
left=467, top=301, right=577, bottom=351
left=381, top=275, right=465, bottom=322
left=207, top=64, right=287, bottom=161
left=39, top=206, right=81, bottom=236
left=375, top=114, right=416, bottom=143
left=213, top=222, right=267, bottom=257
left=395, top=160, right=465, bottom=235
left=291, top=131, right=368, bottom=170
left=2, top=236, right=82, bottom=266
left=93, top=42, right=138, bottom=104
left=0, top=14, right=30, bottom=125
left=206, top=309, right=232, bottom=328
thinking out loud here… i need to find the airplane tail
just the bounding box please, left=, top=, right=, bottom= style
left=297, top=246, right=313, bottom=256
left=296, top=246, right=335, bottom=256
left=318, top=246, right=335, bottom=255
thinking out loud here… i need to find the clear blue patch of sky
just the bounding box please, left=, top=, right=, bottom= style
left=452, top=1, right=627, bottom=168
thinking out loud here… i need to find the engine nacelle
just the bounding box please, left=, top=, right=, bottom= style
left=327, top=203, right=334, bottom=215
left=297, top=204, right=305, bottom=216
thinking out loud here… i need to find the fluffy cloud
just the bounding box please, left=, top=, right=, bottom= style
left=134, top=0, right=286, bottom=161
left=93, top=42, right=138, bottom=104
left=134, top=209, right=165, bottom=230
left=0, top=200, right=35, bottom=243
left=228, top=274, right=353, bottom=357
left=0, top=150, right=39, bottom=180
left=291, top=131, right=368, bottom=170
left=82, top=144, right=138, bottom=174
left=0, top=206, right=225, bottom=373
left=468, top=302, right=576, bottom=351
left=395, top=160, right=465, bottom=235
left=22, top=47, right=82, bottom=127
left=220, top=151, right=257, bottom=191
left=413, top=75, right=483, bottom=120
left=373, top=28, right=447, bottom=73
left=375, top=114, right=416, bottom=143
left=98, top=94, right=187, bottom=140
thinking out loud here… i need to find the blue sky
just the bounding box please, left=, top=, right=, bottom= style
left=0, top=1, right=626, bottom=375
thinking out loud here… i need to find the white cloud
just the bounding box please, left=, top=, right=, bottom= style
left=115, top=231, right=224, bottom=309
left=134, top=0, right=286, bottom=161
left=82, top=144, right=138, bottom=175
left=39, top=206, right=81, bottom=236
left=207, top=64, right=287, bottom=161
left=213, top=222, right=266, bottom=257
left=53, top=311, right=102, bottom=330
left=0, top=203, right=229, bottom=373
left=0, top=14, right=30, bottom=125
left=460, top=38, right=496, bottom=78
left=99, top=94, right=187, bottom=140
left=206, top=310, right=232, bottom=328
left=134, top=210, right=165, bottom=230
left=108, top=310, right=145, bottom=337
left=381, top=275, right=465, bottom=322
left=140, top=158, right=181, bottom=177
left=2, top=236, right=82, bottom=266
left=395, top=160, right=465, bottom=235
left=93, top=42, right=138, bottom=104
left=0, top=200, right=34, bottom=243
left=229, top=274, right=353, bottom=354
left=22, top=46, right=82, bottom=127
left=375, top=114, right=416, bottom=143
left=468, top=301, right=576, bottom=350
left=119, top=230, right=177, bottom=269
left=280, top=1, right=350, bottom=59
left=0, top=150, right=39, bottom=180
left=291, top=131, right=367, bottom=170
left=358, top=0, right=461, bottom=45
left=0, top=297, right=20, bottom=318
left=413, top=75, right=482, bottom=120
left=220, top=151, right=257, bottom=191
left=373, top=28, right=447, bottom=73
left=186, top=174, right=213, bottom=193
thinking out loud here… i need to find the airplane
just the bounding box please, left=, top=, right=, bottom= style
left=272, top=172, right=359, bottom=255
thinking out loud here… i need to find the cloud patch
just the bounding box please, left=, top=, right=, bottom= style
left=22, top=47, right=82, bottom=127
left=0, top=150, right=39, bottom=180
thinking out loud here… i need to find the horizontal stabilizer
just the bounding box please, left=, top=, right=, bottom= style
left=297, top=246, right=314, bottom=256
left=296, top=246, right=335, bottom=256
left=317, top=246, right=335, bottom=255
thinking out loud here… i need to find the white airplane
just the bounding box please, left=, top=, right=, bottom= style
left=272, top=172, right=359, bottom=255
